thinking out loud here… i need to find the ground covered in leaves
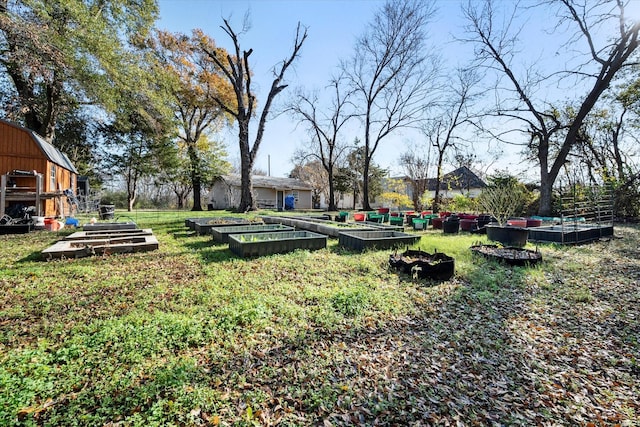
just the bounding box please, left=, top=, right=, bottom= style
left=0, top=212, right=638, bottom=426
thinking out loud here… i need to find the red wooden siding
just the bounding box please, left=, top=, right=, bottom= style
left=1, top=121, right=77, bottom=217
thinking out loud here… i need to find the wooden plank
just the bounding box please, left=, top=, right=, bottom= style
left=41, top=235, right=159, bottom=259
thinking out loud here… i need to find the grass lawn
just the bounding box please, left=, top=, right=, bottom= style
left=1, top=210, right=638, bottom=426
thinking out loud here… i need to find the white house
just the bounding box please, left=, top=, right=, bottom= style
left=210, top=175, right=314, bottom=210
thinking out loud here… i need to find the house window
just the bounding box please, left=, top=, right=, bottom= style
left=291, top=191, right=299, bottom=202
left=50, top=165, right=56, bottom=189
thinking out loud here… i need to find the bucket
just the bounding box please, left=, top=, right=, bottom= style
left=44, top=218, right=61, bottom=231
left=65, top=217, right=79, bottom=227
left=32, top=216, right=45, bottom=229
left=507, top=218, right=527, bottom=227
left=99, top=205, right=115, bottom=220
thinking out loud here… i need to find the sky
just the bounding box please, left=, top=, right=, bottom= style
left=156, top=0, right=472, bottom=178
left=155, top=0, right=640, bottom=181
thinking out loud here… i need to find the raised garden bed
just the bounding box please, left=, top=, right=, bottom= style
left=185, top=217, right=247, bottom=232
left=363, top=222, right=405, bottom=232
left=193, top=217, right=252, bottom=235
left=470, top=244, right=542, bottom=266
left=42, top=235, right=159, bottom=259
left=389, top=249, right=454, bottom=280
left=211, top=224, right=294, bottom=243
left=64, top=229, right=153, bottom=240
left=527, top=224, right=614, bottom=244
left=338, top=230, right=420, bottom=251
left=83, top=222, right=137, bottom=232
left=228, top=231, right=327, bottom=257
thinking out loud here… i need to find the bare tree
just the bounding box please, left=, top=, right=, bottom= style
left=289, top=74, right=354, bottom=211
left=289, top=160, right=328, bottom=209
left=423, top=67, right=481, bottom=212
left=343, top=0, right=438, bottom=210
left=399, top=145, right=432, bottom=210
left=463, top=0, right=640, bottom=215
left=203, top=18, right=307, bottom=212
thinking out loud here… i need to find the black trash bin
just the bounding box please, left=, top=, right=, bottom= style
left=443, top=214, right=460, bottom=234
left=99, top=204, right=115, bottom=220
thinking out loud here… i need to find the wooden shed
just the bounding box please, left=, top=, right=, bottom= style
left=0, top=119, right=78, bottom=218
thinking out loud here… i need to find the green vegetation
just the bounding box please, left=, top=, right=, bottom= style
left=0, top=211, right=638, bottom=425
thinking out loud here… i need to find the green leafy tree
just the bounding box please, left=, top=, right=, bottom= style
left=334, top=144, right=386, bottom=209
left=0, top=0, right=159, bottom=141
left=100, top=91, right=174, bottom=211
left=53, top=107, right=101, bottom=187
left=153, top=29, right=236, bottom=211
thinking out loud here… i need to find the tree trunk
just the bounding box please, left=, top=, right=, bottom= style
left=433, top=154, right=444, bottom=213
left=362, top=157, right=371, bottom=210
left=239, top=167, right=254, bottom=212
left=187, top=144, right=203, bottom=211
left=411, top=181, right=420, bottom=210
left=192, top=178, right=203, bottom=211
left=352, top=184, right=357, bottom=210
left=327, top=164, right=337, bottom=211
left=238, top=121, right=256, bottom=212
left=538, top=173, right=553, bottom=217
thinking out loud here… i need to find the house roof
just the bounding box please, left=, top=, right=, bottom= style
left=218, top=174, right=313, bottom=191
left=396, top=166, right=487, bottom=191
left=433, top=166, right=486, bottom=191
left=0, top=119, right=78, bottom=174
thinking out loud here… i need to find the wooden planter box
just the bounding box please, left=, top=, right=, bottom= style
left=64, top=229, right=153, bottom=240
left=211, top=224, right=294, bottom=243
left=82, top=222, right=137, bottom=232
left=228, top=231, right=327, bottom=257
left=338, top=230, right=420, bottom=251
left=42, top=235, right=159, bottom=259
left=471, top=244, right=542, bottom=266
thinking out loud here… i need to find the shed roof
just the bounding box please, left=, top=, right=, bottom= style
left=0, top=119, right=78, bottom=174
left=31, top=131, right=78, bottom=174
left=218, top=174, right=313, bottom=191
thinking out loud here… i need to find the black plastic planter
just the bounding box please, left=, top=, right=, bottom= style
left=470, top=244, right=542, bottom=266
left=443, top=215, right=460, bottom=234
left=485, top=225, right=529, bottom=247
left=389, top=249, right=455, bottom=280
